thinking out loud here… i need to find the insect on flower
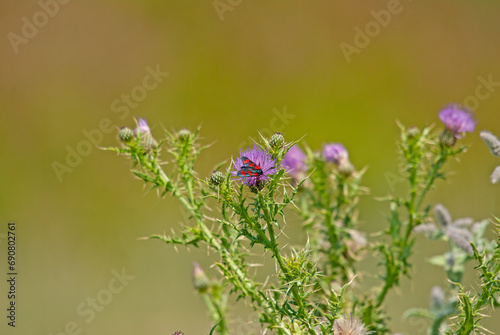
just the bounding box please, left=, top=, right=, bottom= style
left=237, top=156, right=264, bottom=177
left=233, top=144, right=277, bottom=189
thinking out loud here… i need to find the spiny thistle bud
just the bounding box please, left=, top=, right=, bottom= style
left=333, top=314, right=368, bottom=335
left=118, top=127, right=134, bottom=143
left=209, top=171, right=224, bottom=186
left=406, top=126, right=420, bottom=138
left=480, top=131, right=500, bottom=157
left=439, top=130, right=457, bottom=147
left=141, top=133, right=158, bottom=150
left=337, top=160, right=354, bottom=176
left=270, top=132, right=285, bottom=149
left=192, top=262, right=210, bottom=293
left=177, top=128, right=191, bottom=142
left=172, top=331, right=183, bottom=335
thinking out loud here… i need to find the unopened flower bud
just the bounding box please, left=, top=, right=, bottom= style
left=192, top=262, right=210, bottom=293
left=439, top=130, right=457, bottom=147
left=407, top=126, right=420, bottom=138
left=141, top=133, right=158, bottom=150
left=338, top=160, right=354, bottom=176
left=119, top=127, right=134, bottom=143
left=210, top=171, right=224, bottom=186
left=270, top=132, right=285, bottom=149
left=178, top=128, right=191, bottom=141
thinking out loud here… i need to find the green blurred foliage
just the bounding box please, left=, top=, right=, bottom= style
left=0, top=0, right=499, bottom=334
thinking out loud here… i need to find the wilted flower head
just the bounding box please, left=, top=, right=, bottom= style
left=435, top=204, right=473, bottom=254
left=438, top=104, right=476, bottom=139
left=490, top=165, right=500, bottom=184
left=480, top=130, right=500, bottom=157
left=333, top=314, right=368, bottom=335
left=282, top=145, right=307, bottom=178
left=232, top=144, right=276, bottom=189
left=135, top=117, right=151, bottom=134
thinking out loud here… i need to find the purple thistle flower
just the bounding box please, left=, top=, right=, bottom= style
left=438, top=104, right=476, bottom=138
left=322, top=143, right=349, bottom=165
left=233, top=144, right=276, bottom=188
left=282, top=145, right=307, bottom=176
left=135, top=117, right=151, bottom=134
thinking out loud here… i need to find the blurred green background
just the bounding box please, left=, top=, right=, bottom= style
left=1, top=1, right=499, bottom=334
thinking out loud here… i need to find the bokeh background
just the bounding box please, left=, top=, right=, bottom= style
left=1, top=1, right=499, bottom=334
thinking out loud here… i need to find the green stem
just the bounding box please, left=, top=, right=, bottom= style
left=151, top=162, right=290, bottom=333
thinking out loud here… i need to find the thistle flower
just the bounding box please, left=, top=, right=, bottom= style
left=323, top=143, right=353, bottom=175
left=333, top=314, right=368, bottom=335
left=323, top=143, right=348, bottom=164
left=438, top=104, right=476, bottom=146
left=134, top=118, right=157, bottom=149
left=282, top=145, right=307, bottom=179
left=480, top=131, right=500, bottom=157
left=135, top=117, right=151, bottom=134
left=232, top=144, right=276, bottom=189
left=172, top=331, right=183, bottom=335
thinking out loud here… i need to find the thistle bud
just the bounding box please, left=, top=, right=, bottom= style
left=439, top=130, right=457, bottom=147
left=141, top=133, right=158, bottom=150
left=173, top=332, right=183, bottom=335
left=192, top=262, right=210, bottom=293
left=270, top=132, right=285, bottom=149
left=209, top=171, right=224, bottom=186
left=178, top=128, right=191, bottom=142
left=118, top=127, right=134, bottom=143
left=406, top=126, right=420, bottom=139
left=337, top=160, right=354, bottom=176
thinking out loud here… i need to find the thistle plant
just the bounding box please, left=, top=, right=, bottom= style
left=104, top=105, right=499, bottom=335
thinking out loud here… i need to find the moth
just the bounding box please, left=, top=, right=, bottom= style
left=237, top=156, right=263, bottom=177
